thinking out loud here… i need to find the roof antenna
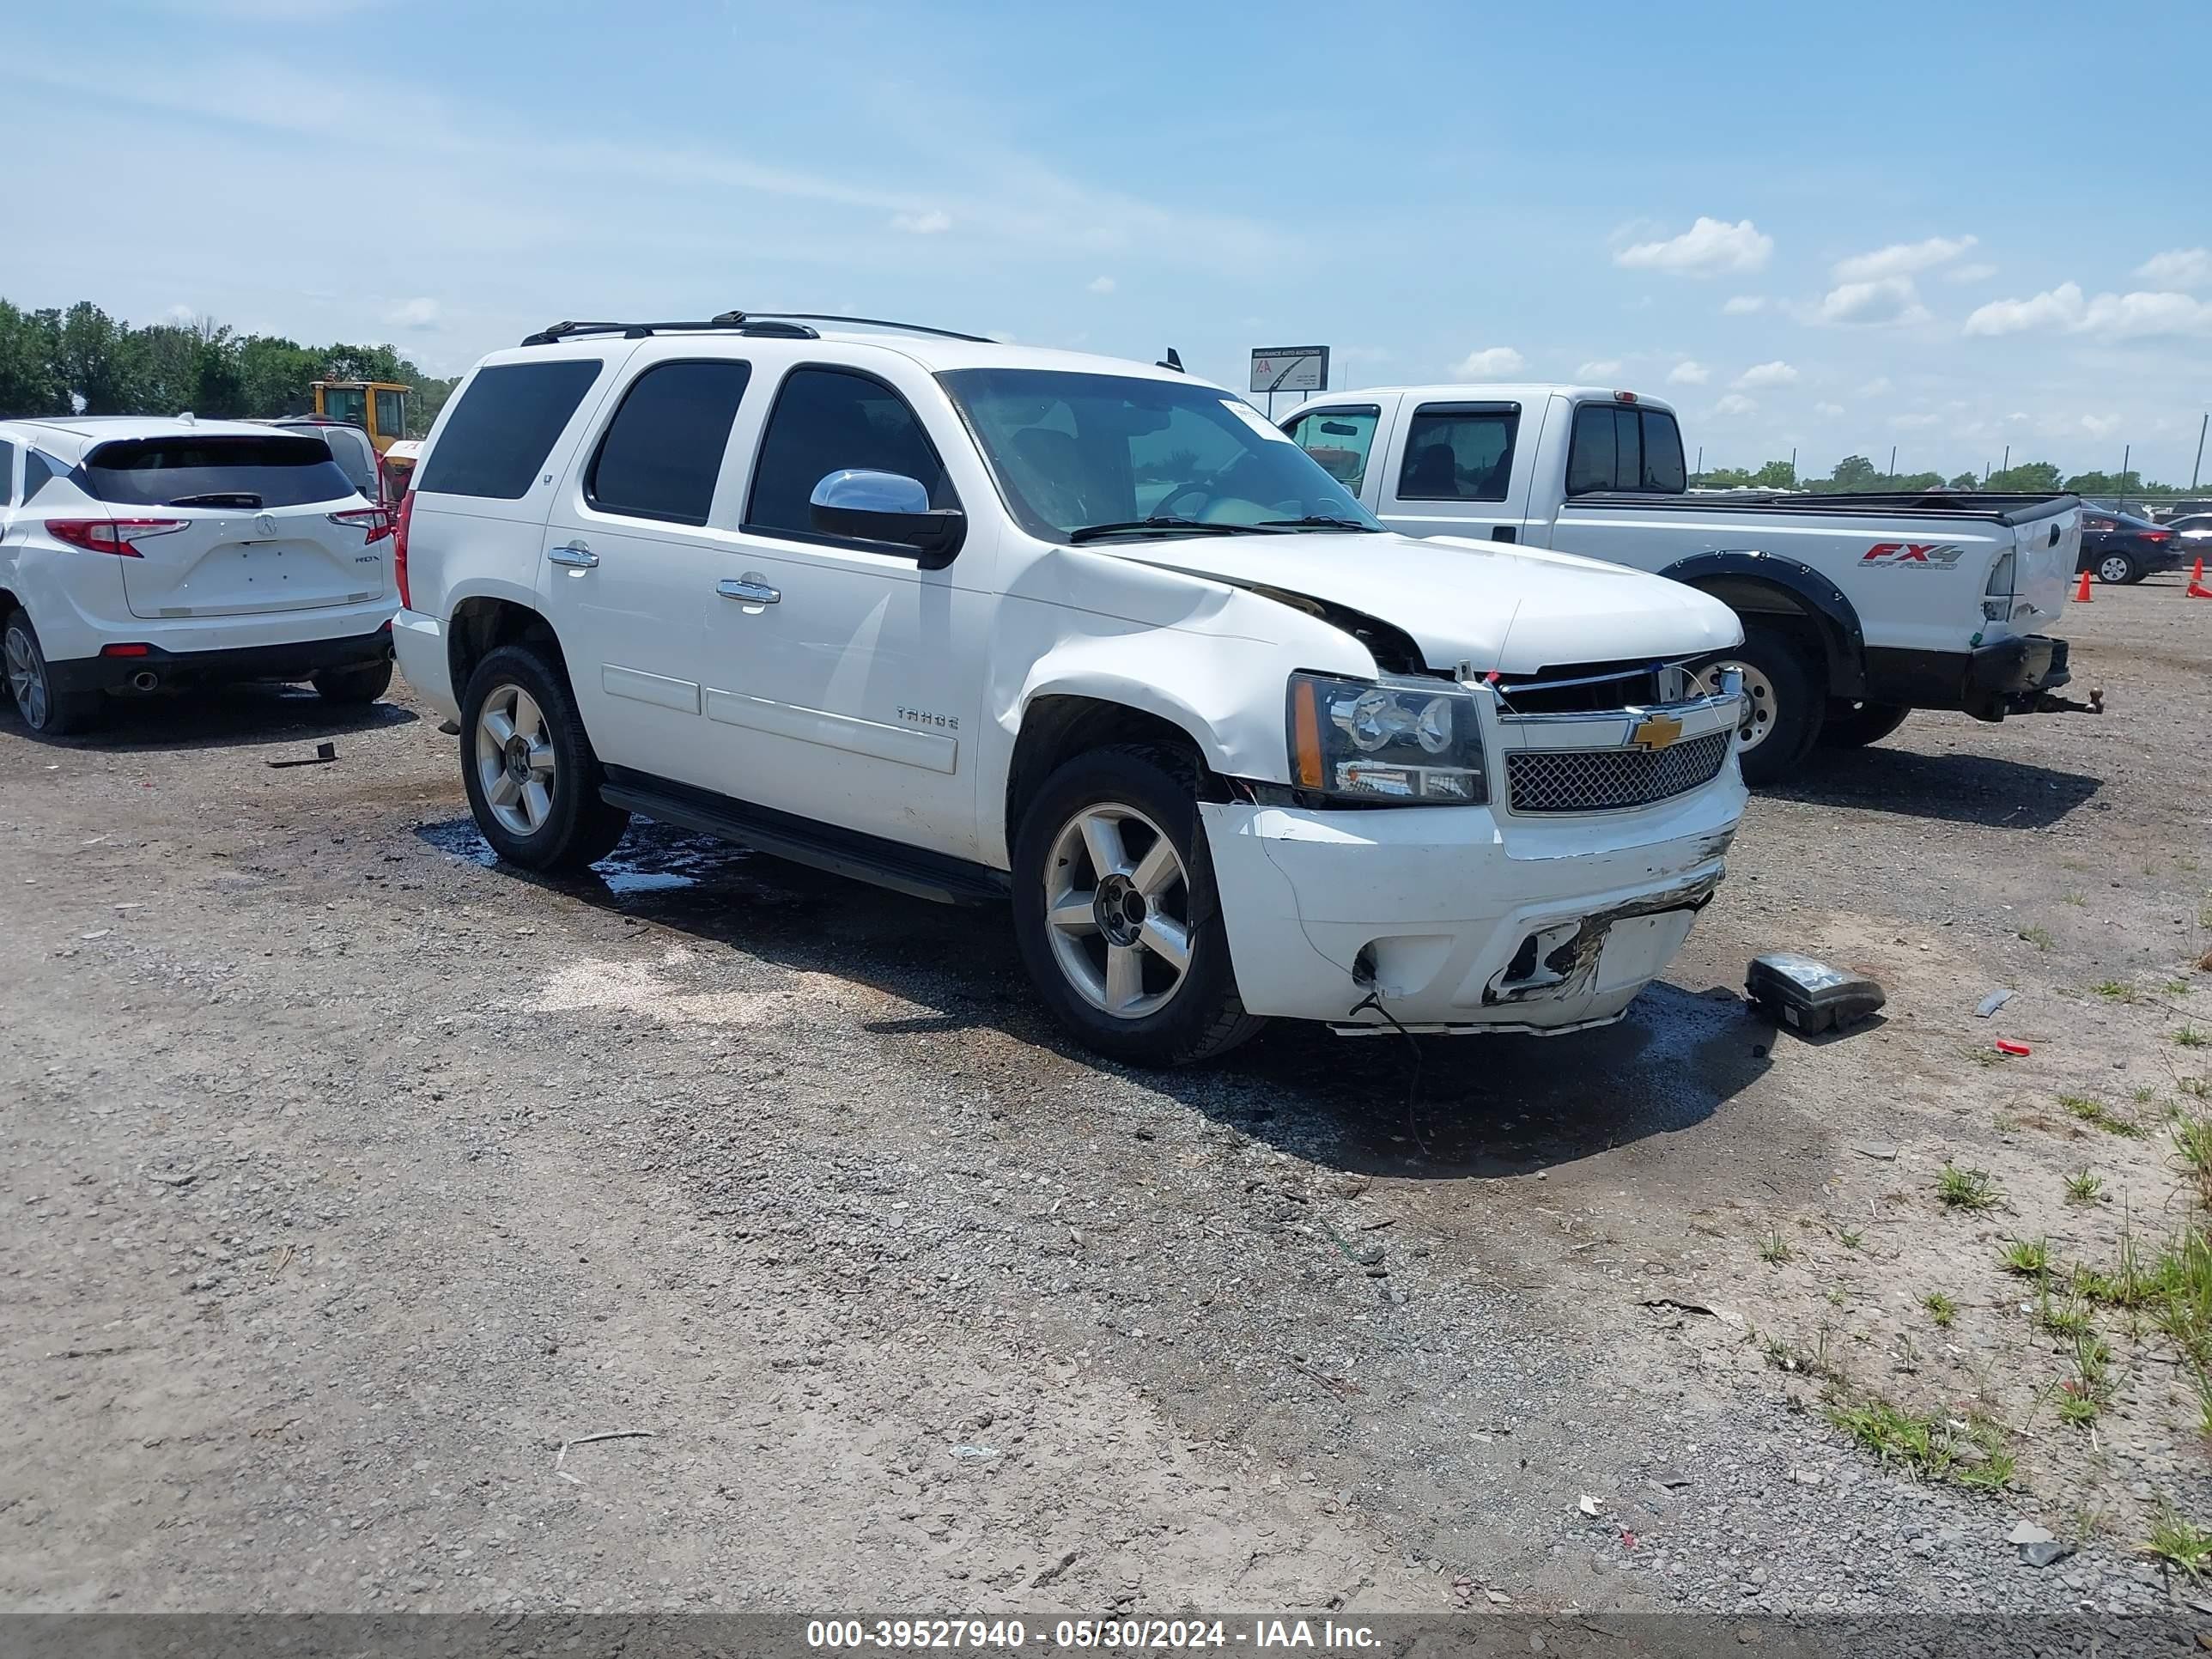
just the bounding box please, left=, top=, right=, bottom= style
left=1158, top=348, right=1183, bottom=373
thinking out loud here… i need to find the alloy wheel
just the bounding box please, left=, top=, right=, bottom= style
left=4, top=624, right=49, bottom=730
left=475, top=682, right=558, bottom=836
left=2099, top=555, right=2132, bottom=585
left=1042, top=802, right=1194, bottom=1018
left=1698, top=659, right=1778, bottom=751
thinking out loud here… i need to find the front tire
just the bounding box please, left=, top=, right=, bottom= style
left=2095, top=551, right=2138, bottom=585
left=459, top=643, right=629, bottom=872
left=1012, top=744, right=1263, bottom=1066
left=3, top=611, right=100, bottom=738
left=312, top=659, right=393, bottom=704
left=1697, top=621, right=1824, bottom=786
left=1820, top=699, right=1911, bottom=749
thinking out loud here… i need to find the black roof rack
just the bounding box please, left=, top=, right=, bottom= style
left=518, top=310, right=994, bottom=348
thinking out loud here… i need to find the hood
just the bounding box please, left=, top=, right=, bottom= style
left=1118, top=531, right=1741, bottom=675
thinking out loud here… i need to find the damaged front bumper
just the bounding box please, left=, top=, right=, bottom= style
left=1198, top=778, right=1742, bottom=1034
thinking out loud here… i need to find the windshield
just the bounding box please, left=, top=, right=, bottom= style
left=939, top=368, right=1382, bottom=543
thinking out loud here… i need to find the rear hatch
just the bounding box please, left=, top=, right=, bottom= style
left=82, top=434, right=389, bottom=620
left=2014, top=505, right=2080, bottom=628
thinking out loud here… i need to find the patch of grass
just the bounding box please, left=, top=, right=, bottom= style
left=2176, top=1026, right=2210, bottom=1050
left=2066, top=1169, right=2104, bottom=1204
left=2175, top=1114, right=2212, bottom=1203
left=2000, top=1237, right=2051, bottom=1277
left=1826, top=1395, right=2010, bottom=1492
left=2059, top=1094, right=2142, bottom=1137
left=2132, top=1085, right=2160, bottom=1104
left=1759, top=1227, right=1792, bottom=1265
left=1936, top=1163, right=2002, bottom=1212
left=2056, top=1388, right=2100, bottom=1426
left=2143, top=1510, right=2212, bottom=1581
left=2094, top=980, right=2139, bottom=1003
left=2171, top=981, right=2196, bottom=997
left=2039, top=1289, right=2093, bottom=1339
left=2062, top=890, right=2087, bottom=907
left=1923, top=1291, right=1958, bottom=1328
left=1838, top=1227, right=1863, bottom=1251
left=2021, top=925, right=2053, bottom=951
left=2183, top=1077, right=2212, bottom=1101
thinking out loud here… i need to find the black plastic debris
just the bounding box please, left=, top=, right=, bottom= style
left=266, top=741, right=338, bottom=770
left=1745, top=952, right=1886, bottom=1036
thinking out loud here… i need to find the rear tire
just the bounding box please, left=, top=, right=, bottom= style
left=459, top=643, right=629, bottom=873
left=1698, top=620, right=1823, bottom=786
left=1820, top=700, right=1911, bottom=750
left=312, top=660, right=393, bottom=704
left=1012, top=744, right=1263, bottom=1067
left=3, top=611, right=100, bottom=738
left=2094, top=551, right=2138, bottom=585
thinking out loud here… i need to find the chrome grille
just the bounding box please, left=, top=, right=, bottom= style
left=1506, top=731, right=1733, bottom=813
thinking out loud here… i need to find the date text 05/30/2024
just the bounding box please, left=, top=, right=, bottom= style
left=805, top=1619, right=1382, bottom=1650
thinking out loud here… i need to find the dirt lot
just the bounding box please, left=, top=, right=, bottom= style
left=4, top=575, right=2211, bottom=1620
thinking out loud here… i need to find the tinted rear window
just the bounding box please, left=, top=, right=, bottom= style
left=82, top=435, right=356, bottom=508
left=1566, top=404, right=1685, bottom=494
left=586, top=360, right=752, bottom=526
left=417, top=359, right=605, bottom=500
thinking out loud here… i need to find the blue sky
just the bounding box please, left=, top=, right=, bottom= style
left=16, top=0, right=2212, bottom=481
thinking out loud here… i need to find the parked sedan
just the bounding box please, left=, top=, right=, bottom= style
left=2076, top=509, right=2184, bottom=584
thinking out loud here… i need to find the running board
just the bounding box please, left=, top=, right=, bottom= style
left=599, top=769, right=1010, bottom=907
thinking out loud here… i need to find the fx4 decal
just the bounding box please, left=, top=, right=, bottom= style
left=1862, top=541, right=1967, bottom=568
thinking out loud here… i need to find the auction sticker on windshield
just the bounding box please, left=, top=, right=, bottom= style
left=1221, top=400, right=1296, bottom=442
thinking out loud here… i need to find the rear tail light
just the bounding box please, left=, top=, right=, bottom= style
left=392, top=490, right=416, bottom=609
left=328, top=506, right=396, bottom=544
left=46, top=519, right=187, bottom=557
left=2142, top=529, right=2172, bottom=543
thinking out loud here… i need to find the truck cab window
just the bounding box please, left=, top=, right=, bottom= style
left=1568, top=403, right=1684, bottom=494
left=1395, top=407, right=1518, bottom=502
left=1285, top=407, right=1380, bottom=491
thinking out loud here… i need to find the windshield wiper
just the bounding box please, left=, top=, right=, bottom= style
left=1067, top=516, right=1281, bottom=544
left=167, top=491, right=263, bottom=508
left=1255, top=515, right=1380, bottom=532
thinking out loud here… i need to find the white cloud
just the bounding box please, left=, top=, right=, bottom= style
left=1721, top=295, right=1767, bottom=314
left=1859, top=376, right=1892, bottom=396
left=1455, top=345, right=1526, bottom=377
left=1712, top=393, right=1758, bottom=416
left=1814, top=401, right=1844, bottom=416
left=889, top=209, right=951, bottom=234
left=1943, top=263, right=1998, bottom=284
left=384, top=296, right=441, bottom=329
left=1734, top=360, right=1799, bottom=390
left=1085, top=275, right=1115, bottom=294
left=166, top=303, right=196, bottom=323
left=1815, top=277, right=1929, bottom=326
left=1832, top=234, right=1976, bottom=283
left=2081, top=413, right=2123, bottom=437
left=2136, top=248, right=2211, bottom=289
left=1667, top=359, right=1711, bottom=386
left=1614, top=216, right=1772, bottom=277
left=1577, top=359, right=1622, bottom=380
left=1964, top=281, right=2212, bottom=341
left=1889, top=412, right=1942, bottom=429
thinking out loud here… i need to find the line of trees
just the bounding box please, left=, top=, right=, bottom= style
left=1689, top=453, right=2190, bottom=497
left=0, top=298, right=456, bottom=436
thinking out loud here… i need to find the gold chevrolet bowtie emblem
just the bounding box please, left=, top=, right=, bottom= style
left=1628, top=712, right=1684, bottom=751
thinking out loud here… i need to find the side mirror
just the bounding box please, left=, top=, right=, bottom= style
left=809, top=470, right=965, bottom=566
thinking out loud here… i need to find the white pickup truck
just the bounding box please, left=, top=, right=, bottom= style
left=1279, top=385, right=2089, bottom=781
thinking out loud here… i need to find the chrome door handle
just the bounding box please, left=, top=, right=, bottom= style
left=548, top=543, right=598, bottom=569
left=716, top=576, right=781, bottom=605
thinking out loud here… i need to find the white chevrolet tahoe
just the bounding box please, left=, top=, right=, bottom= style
left=1, top=417, right=397, bottom=735
left=1279, top=386, right=2088, bottom=782
left=393, top=315, right=1747, bottom=1066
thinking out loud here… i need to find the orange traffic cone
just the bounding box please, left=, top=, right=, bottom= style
left=2188, top=557, right=2212, bottom=599
left=2073, top=568, right=2094, bottom=603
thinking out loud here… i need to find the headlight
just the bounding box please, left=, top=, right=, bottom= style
left=1286, top=672, right=1488, bottom=805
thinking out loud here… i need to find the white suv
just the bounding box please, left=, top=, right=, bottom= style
left=0, top=417, right=398, bottom=735
left=395, top=314, right=1748, bottom=1066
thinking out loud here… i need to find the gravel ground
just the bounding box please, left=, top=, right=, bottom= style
left=4, top=574, right=2211, bottom=1620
